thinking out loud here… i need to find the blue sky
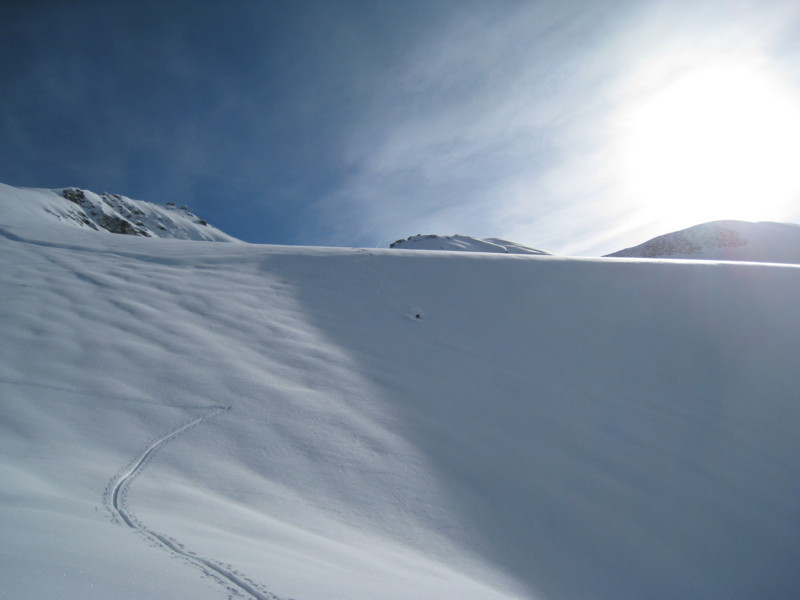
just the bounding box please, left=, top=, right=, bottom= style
left=3, top=0, right=800, bottom=254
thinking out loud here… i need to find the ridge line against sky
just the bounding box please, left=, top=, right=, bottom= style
left=3, top=0, right=800, bottom=255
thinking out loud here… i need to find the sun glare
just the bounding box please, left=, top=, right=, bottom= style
left=617, top=59, right=800, bottom=226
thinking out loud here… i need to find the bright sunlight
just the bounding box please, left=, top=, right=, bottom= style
left=618, top=59, right=800, bottom=226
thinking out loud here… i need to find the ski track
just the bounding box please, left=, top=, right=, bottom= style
left=106, top=406, right=284, bottom=600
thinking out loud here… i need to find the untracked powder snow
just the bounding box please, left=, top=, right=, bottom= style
left=1, top=184, right=799, bottom=599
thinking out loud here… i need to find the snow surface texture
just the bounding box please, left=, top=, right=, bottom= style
left=390, top=233, right=551, bottom=254
left=2, top=183, right=800, bottom=599
left=606, top=220, right=800, bottom=263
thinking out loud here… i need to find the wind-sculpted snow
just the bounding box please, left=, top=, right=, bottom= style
left=2, top=183, right=800, bottom=599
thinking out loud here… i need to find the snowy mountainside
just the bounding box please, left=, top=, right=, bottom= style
left=0, top=182, right=239, bottom=242
left=606, top=220, right=800, bottom=263
left=390, top=233, right=551, bottom=254
left=2, top=183, right=800, bottom=600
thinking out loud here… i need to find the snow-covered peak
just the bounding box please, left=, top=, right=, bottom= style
left=0, top=183, right=239, bottom=242
left=390, top=233, right=551, bottom=255
left=606, top=220, right=800, bottom=264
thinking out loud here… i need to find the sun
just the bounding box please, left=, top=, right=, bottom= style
left=616, top=59, right=800, bottom=226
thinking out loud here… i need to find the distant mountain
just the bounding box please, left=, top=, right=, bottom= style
left=0, top=183, right=239, bottom=242
left=390, top=233, right=551, bottom=255
left=606, top=220, right=800, bottom=264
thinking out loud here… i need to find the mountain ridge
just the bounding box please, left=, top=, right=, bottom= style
left=605, top=220, right=800, bottom=263
left=390, top=233, right=552, bottom=255
left=0, top=183, right=239, bottom=242
left=388, top=220, right=800, bottom=264
left=5, top=183, right=800, bottom=264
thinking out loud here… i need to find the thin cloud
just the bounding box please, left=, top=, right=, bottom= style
left=314, top=0, right=800, bottom=255
left=311, top=2, right=634, bottom=250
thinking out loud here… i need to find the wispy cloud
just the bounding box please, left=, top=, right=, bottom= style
left=315, top=0, right=800, bottom=255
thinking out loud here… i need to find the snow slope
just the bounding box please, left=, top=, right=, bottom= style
left=0, top=183, right=239, bottom=242
left=606, top=220, right=800, bottom=263
left=390, top=233, right=551, bottom=254
left=2, top=184, right=799, bottom=599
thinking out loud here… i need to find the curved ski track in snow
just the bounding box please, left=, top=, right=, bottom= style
left=107, top=406, right=282, bottom=600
